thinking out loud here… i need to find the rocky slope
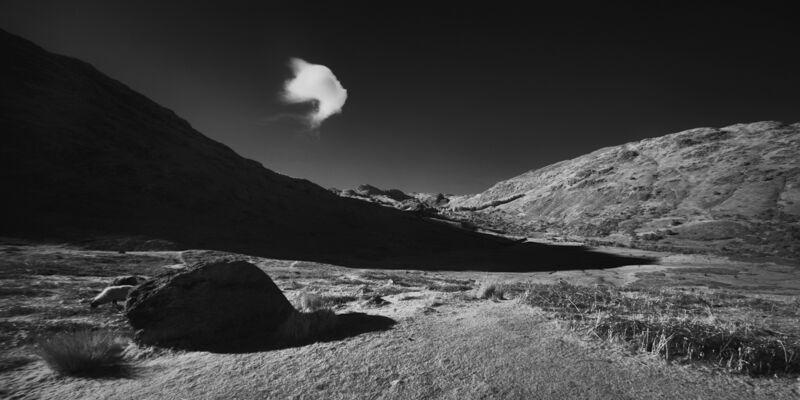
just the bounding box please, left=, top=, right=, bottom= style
left=333, top=184, right=449, bottom=213
left=448, top=122, right=800, bottom=259
left=0, top=29, right=650, bottom=270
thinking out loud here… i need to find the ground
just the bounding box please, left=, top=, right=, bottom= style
left=1, top=241, right=799, bottom=399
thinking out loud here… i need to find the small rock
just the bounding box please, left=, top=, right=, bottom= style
left=362, top=295, right=390, bottom=307
left=112, top=275, right=147, bottom=286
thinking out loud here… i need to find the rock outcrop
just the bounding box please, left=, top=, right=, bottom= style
left=448, top=122, right=800, bottom=259
left=335, top=184, right=450, bottom=214
left=125, top=260, right=293, bottom=350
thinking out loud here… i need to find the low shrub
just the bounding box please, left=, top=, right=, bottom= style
left=476, top=282, right=507, bottom=300
left=36, top=330, right=130, bottom=377
left=296, top=292, right=357, bottom=312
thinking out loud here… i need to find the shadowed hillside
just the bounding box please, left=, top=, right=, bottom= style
left=0, top=29, right=652, bottom=271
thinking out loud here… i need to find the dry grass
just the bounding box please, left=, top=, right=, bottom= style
left=522, top=281, right=800, bottom=376
left=0, top=355, right=36, bottom=373
left=0, top=247, right=173, bottom=350
left=425, top=282, right=473, bottom=292
left=295, top=292, right=357, bottom=312
left=36, top=329, right=131, bottom=377
left=475, top=281, right=508, bottom=300
left=359, top=271, right=472, bottom=292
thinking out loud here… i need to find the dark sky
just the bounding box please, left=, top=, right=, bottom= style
left=2, top=1, right=799, bottom=194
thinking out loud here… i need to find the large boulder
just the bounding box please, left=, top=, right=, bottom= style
left=125, top=260, right=293, bottom=350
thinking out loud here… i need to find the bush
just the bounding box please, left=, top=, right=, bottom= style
left=296, top=292, right=356, bottom=312
left=476, top=281, right=507, bottom=300
left=36, top=330, right=129, bottom=377
left=297, top=292, right=323, bottom=312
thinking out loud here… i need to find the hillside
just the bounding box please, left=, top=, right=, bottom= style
left=0, top=29, right=650, bottom=270
left=333, top=185, right=449, bottom=213
left=448, top=122, right=800, bottom=259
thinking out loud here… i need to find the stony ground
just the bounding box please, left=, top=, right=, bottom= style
left=1, top=242, right=799, bottom=399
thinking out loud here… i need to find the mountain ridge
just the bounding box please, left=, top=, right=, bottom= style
left=0, top=28, right=651, bottom=271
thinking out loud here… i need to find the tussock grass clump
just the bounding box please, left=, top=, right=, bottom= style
left=593, top=316, right=799, bottom=376
left=36, top=330, right=130, bottom=377
left=297, top=292, right=323, bottom=311
left=296, top=292, right=357, bottom=312
left=276, top=309, right=338, bottom=345
left=476, top=281, right=508, bottom=300
left=522, top=281, right=800, bottom=376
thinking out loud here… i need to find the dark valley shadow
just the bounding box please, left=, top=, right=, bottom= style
left=311, top=238, right=659, bottom=272
left=1, top=28, right=656, bottom=275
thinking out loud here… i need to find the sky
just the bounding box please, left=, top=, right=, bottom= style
left=1, top=1, right=799, bottom=194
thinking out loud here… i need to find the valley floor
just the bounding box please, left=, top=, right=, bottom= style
left=1, top=242, right=799, bottom=399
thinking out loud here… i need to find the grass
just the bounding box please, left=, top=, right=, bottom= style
left=475, top=281, right=508, bottom=300
left=295, top=292, right=357, bottom=312
left=0, top=251, right=177, bottom=278
left=359, top=271, right=472, bottom=290
left=36, top=329, right=131, bottom=377
left=281, top=291, right=347, bottom=346
left=522, top=281, right=800, bottom=376
left=425, top=282, right=473, bottom=292
left=0, top=355, right=36, bottom=373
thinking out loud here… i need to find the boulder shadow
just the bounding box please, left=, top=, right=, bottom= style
left=205, top=312, right=396, bottom=354
left=321, top=312, right=397, bottom=342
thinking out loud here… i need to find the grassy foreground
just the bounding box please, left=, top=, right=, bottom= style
left=521, top=281, right=800, bottom=376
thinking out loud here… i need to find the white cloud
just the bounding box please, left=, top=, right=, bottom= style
left=282, top=58, right=348, bottom=128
